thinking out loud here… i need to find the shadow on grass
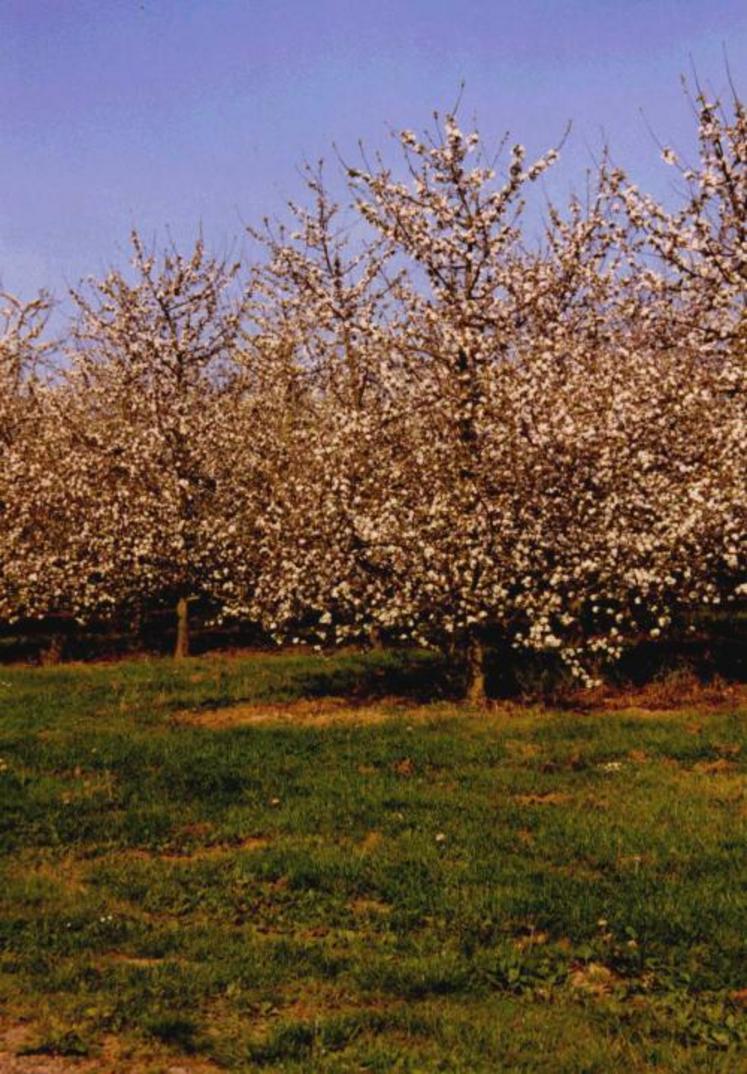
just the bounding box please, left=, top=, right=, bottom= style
left=1, top=606, right=744, bottom=706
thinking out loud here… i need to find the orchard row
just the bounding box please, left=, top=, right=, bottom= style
left=1, top=85, right=745, bottom=698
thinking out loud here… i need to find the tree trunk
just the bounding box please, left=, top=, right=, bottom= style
left=174, top=596, right=190, bottom=659
left=129, top=606, right=143, bottom=652
left=368, top=625, right=384, bottom=651
left=41, top=633, right=64, bottom=666
left=465, top=634, right=487, bottom=706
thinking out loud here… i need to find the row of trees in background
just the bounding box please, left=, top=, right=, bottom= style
left=1, top=85, right=745, bottom=699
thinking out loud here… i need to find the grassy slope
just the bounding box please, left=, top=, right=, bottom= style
left=0, top=651, right=745, bottom=1072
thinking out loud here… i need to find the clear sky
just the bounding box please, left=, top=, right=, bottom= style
left=1, top=0, right=746, bottom=308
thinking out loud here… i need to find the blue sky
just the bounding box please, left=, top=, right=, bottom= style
left=1, top=0, right=746, bottom=307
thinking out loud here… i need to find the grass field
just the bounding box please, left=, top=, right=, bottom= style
left=0, top=650, right=746, bottom=1072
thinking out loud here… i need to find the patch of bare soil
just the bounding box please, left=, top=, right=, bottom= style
left=103, top=953, right=169, bottom=968
left=160, top=835, right=269, bottom=861
left=504, top=739, right=542, bottom=759
left=264, top=981, right=397, bottom=1024
left=0, top=1052, right=97, bottom=1074
left=0, top=1059, right=220, bottom=1074
left=513, top=792, right=573, bottom=806
left=547, top=860, right=605, bottom=882
left=0, top=1022, right=220, bottom=1074
left=357, top=830, right=384, bottom=855
left=0, top=1023, right=109, bottom=1074
left=172, top=679, right=747, bottom=732
left=568, top=962, right=620, bottom=996
left=575, top=677, right=747, bottom=715
left=5, top=857, right=88, bottom=894
left=118, top=835, right=270, bottom=862
left=172, top=696, right=440, bottom=729
left=693, top=757, right=741, bottom=775
left=349, top=896, right=391, bottom=916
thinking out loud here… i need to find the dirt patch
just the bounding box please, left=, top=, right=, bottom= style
left=172, top=696, right=441, bottom=729
left=0, top=1021, right=106, bottom=1074
left=547, top=860, right=604, bottom=882
left=576, top=678, right=747, bottom=715
left=616, top=853, right=648, bottom=871
left=161, top=835, right=269, bottom=860
left=269, top=981, right=396, bottom=1024
left=119, top=836, right=270, bottom=862
left=55, top=770, right=118, bottom=807
left=349, top=896, right=391, bottom=916
left=693, top=758, right=740, bottom=775
left=357, top=831, right=384, bottom=855
left=513, top=792, right=573, bottom=806
left=568, top=962, right=620, bottom=996
left=5, top=857, right=88, bottom=895
left=391, top=757, right=415, bottom=777
left=0, top=1022, right=221, bottom=1074
left=504, top=740, right=542, bottom=760
left=0, top=1056, right=219, bottom=1074
left=104, top=953, right=169, bottom=968
left=0, top=1053, right=97, bottom=1074
left=173, top=683, right=747, bottom=732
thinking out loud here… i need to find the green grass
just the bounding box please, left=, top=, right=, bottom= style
left=0, top=651, right=746, bottom=1072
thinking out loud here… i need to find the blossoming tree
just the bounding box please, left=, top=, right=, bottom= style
left=245, top=106, right=745, bottom=700
left=0, top=291, right=57, bottom=631
left=32, top=234, right=272, bottom=656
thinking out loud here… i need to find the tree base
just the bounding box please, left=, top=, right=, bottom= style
left=465, top=636, right=488, bottom=706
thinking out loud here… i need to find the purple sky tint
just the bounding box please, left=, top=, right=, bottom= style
left=1, top=0, right=746, bottom=308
